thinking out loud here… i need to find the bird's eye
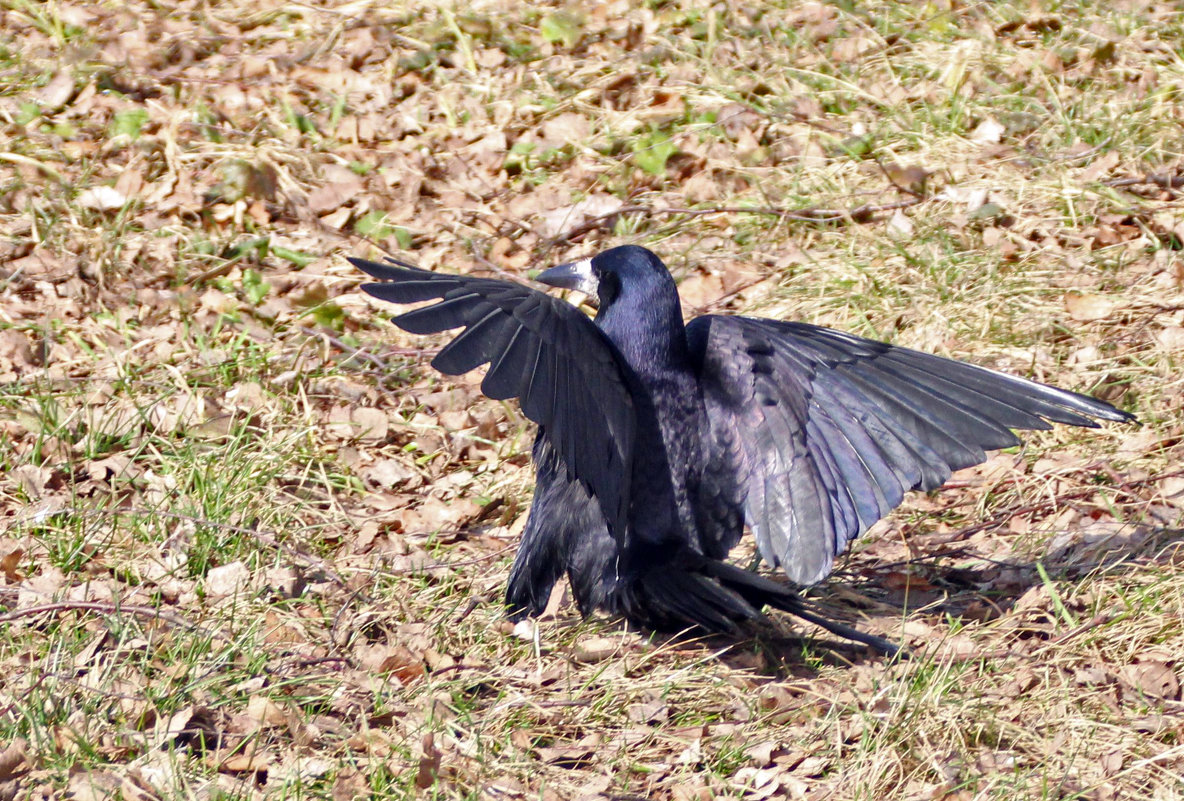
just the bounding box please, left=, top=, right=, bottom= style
left=598, top=272, right=621, bottom=306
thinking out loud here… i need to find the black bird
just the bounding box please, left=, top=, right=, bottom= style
left=351, top=245, right=1133, bottom=653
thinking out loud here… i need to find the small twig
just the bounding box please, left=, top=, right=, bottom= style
left=14, top=506, right=358, bottom=594
left=453, top=598, right=481, bottom=624
left=0, top=152, right=64, bottom=183
left=316, top=330, right=391, bottom=372
left=466, top=240, right=528, bottom=282
left=1102, top=172, right=1184, bottom=190
left=152, top=510, right=354, bottom=591
left=0, top=600, right=227, bottom=640
left=426, top=660, right=487, bottom=676
left=1049, top=140, right=1112, bottom=163
left=965, top=612, right=1123, bottom=662
left=1044, top=612, right=1115, bottom=646
left=945, top=466, right=1183, bottom=542
left=545, top=198, right=924, bottom=250
left=277, top=656, right=355, bottom=671
left=685, top=275, right=772, bottom=316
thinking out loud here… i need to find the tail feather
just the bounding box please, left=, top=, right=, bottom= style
left=615, top=568, right=759, bottom=632
left=609, top=556, right=902, bottom=655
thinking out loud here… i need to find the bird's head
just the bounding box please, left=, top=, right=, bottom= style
left=536, top=245, right=676, bottom=312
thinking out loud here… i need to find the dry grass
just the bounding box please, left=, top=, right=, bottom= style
left=1, top=0, right=1183, bottom=799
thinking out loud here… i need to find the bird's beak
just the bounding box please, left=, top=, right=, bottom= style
left=537, top=258, right=598, bottom=296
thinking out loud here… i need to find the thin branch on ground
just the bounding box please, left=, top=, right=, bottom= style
left=0, top=600, right=227, bottom=640
left=545, top=197, right=925, bottom=250
left=1102, top=172, right=1184, bottom=190
left=937, top=466, right=1184, bottom=542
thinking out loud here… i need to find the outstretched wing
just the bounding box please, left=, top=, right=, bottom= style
left=688, top=315, right=1133, bottom=585
left=352, top=257, right=637, bottom=541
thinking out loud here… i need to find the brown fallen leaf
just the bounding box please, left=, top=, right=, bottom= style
left=1101, top=749, right=1124, bottom=776
left=1154, top=325, right=1184, bottom=351
left=308, top=177, right=365, bottom=214
left=350, top=407, right=389, bottom=441
left=671, top=784, right=714, bottom=801
left=886, top=209, right=915, bottom=239
left=1065, top=291, right=1117, bottom=321
left=571, top=636, right=620, bottom=663
left=0, top=541, right=24, bottom=582
left=77, top=185, right=129, bottom=211
left=1122, top=661, right=1181, bottom=702
left=1080, top=150, right=1121, bottom=183
left=539, top=112, right=590, bottom=146
left=204, top=561, right=251, bottom=599
left=35, top=70, right=75, bottom=111
left=0, top=739, right=27, bottom=781
left=356, top=643, right=426, bottom=684
left=246, top=695, right=288, bottom=728
left=535, top=742, right=597, bottom=768
left=883, top=162, right=932, bottom=194
left=678, top=272, right=725, bottom=309
left=65, top=771, right=122, bottom=801
left=415, top=732, right=441, bottom=789
left=215, top=747, right=272, bottom=774
left=626, top=698, right=669, bottom=725
left=744, top=740, right=778, bottom=768
left=971, top=118, right=1006, bottom=143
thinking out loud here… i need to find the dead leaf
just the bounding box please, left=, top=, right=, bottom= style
left=535, top=194, right=624, bottom=238
left=572, top=636, right=619, bottom=663
left=10, top=465, right=50, bottom=498
left=1123, top=661, right=1181, bottom=701
left=971, top=118, right=1006, bottom=143
left=536, top=735, right=602, bottom=768
left=412, top=734, right=442, bottom=790
left=65, top=771, right=122, bottom=801
left=0, top=739, right=27, bottom=781
left=678, top=272, right=725, bottom=309
left=356, top=643, right=426, bottom=684
left=77, top=185, right=128, bottom=211
left=884, top=163, right=931, bottom=194
left=510, top=618, right=538, bottom=642
left=671, top=784, right=714, bottom=801
left=626, top=698, right=668, bottom=725
left=795, top=755, right=830, bottom=777
left=205, top=561, right=251, bottom=599
left=158, top=706, right=221, bottom=751
left=1154, top=326, right=1184, bottom=351
left=718, top=102, right=762, bottom=140
left=216, top=747, right=272, bottom=774
left=308, top=176, right=365, bottom=214
left=35, top=71, right=75, bottom=111
left=361, top=458, right=414, bottom=488
left=886, top=209, right=915, bottom=239
left=744, top=740, right=778, bottom=767
left=1065, top=291, right=1116, bottom=321
left=0, top=541, right=24, bottom=582
left=883, top=571, right=936, bottom=592
left=540, top=112, right=590, bottom=146
left=350, top=407, right=388, bottom=441
left=1158, top=476, right=1184, bottom=510
left=246, top=695, right=288, bottom=727
left=115, top=168, right=143, bottom=203
left=678, top=736, right=703, bottom=766
left=1101, top=749, right=1123, bottom=776
left=1080, top=150, right=1121, bottom=183
left=1075, top=664, right=1111, bottom=687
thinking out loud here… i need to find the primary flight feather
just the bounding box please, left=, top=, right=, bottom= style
left=352, top=245, right=1133, bottom=653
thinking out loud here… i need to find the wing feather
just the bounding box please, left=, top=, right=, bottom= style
left=353, top=256, right=636, bottom=541
left=689, top=315, right=1132, bottom=585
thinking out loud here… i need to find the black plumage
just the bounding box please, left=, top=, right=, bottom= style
left=351, top=245, right=1134, bottom=653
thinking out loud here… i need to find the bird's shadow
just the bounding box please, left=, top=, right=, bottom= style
left=664, top=522, right=1184, bottom=679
